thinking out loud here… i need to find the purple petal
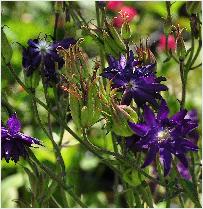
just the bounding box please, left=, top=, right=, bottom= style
left=177, top=162, right=191, bottom=180
left=157, top=99, right=169, bottom=121
left=143, top=105, right=156, bottom=126
left=133, top=90, right=159, bottom=108
left=136, top=134, right=153, bottom=148
left=6, top=114, right=21, bottom=135
left=184, top=110, right=198, bottom=122
left=3, top=141, right=13, bottom=162
left=182, top=122, right=198, bottom=135
left=159, top=149, right=172, bottom=176
left=175, top=153, right=188, bottom=168
left=181, top=138, right=198, bottom=151
left=17, top=132, right=42, bottom=146
left=170, top=109, right=187, bottom=124
left=32, top=54, right=41, bottom=67
left=27, top=39, right=38, bottom=48
left=128, top=122, right=150, bottom=136
left=120, top=54, right=126, bottom=69
left=121, top=90, right=133, bottom=105
left=1, top=127, right=9, bottom=138
left=54, top=38, right=76, bottom=49
left=142, top=145, right=158, bottom=168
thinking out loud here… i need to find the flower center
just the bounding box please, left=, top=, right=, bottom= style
left=37, top=40, right=52, bottom=54
left=128, top=80, right=137, bottom=89
left=156, top=128, right=171, bottom=144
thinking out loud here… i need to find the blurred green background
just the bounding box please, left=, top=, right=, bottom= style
left=1, top=1, right=202, bottom=207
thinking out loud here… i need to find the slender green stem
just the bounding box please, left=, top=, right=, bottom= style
left=190, top=63, right=202, bottom=70
left=95, top=1, right=106, bottom=75
left=178, top=194, right=184, bottom=208
left=51, top=195, right=63, bottom=208
left=189, top=40, right=202, bottom=70
left=186, top=35, right=195, bottom=68
left=28, top=149, right=87, bottom=208
left=179, top=58, right=186, bottom=109
left=32, top=96, right=66, bottom=179
left=113, top=173, right=120, bottom=207
left=189, top=152, right=201, bottom=207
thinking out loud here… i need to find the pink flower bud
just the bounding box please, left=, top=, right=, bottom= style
left=158, top=34, right=176, bottom=51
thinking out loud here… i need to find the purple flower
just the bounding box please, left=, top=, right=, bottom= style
left=128, top=100, right=199, bottom=176
left=1, top=113, right=42, bottom=163
left=22, top=36, right=76, bottom=85
left=101, top=51, right=168, bottom=107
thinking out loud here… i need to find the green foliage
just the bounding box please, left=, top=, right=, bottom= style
left=1, top=27, right=13, bottom=64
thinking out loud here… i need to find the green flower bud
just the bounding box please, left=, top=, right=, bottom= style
left=111, top=104, right=136, bottom=137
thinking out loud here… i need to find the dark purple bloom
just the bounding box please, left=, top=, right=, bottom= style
left=22, top=36, right=76, bottom=85
left=1, top=113, right=42, bottom=163
left=128, top=100, right=198, bottom=176
left=101, top=51, right=168, bottom=107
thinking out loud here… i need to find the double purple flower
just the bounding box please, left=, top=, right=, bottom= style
left=1, top=114, right=42, bottom=163
left=101, top=51, right=168, bottom=107
left=128, top=100, right=199, bottom=176
left=22, top=37, right=76, bottom=85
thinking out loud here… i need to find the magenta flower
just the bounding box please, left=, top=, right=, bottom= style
left=113, top=6, right=137, bottom=28
left=1, top=114, right=42, bottom=163
left=107, top=1, right=123, bottom=11
left=158, top=34, right=176, bottom=51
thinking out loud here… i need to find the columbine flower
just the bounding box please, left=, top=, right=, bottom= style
left=1, top=113, right=42, bottom=163
left=22, top=36, right=76, bottom=85
left=128, top=100, right=198, bottom=176
left=101, top=51, right=167, bottom=107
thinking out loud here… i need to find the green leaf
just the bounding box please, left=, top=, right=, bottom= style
left=123, top=168, right=142, bottom=187
left=1, top=28, right=13, bottom=64
left=179, top=179, right=201, bottom=207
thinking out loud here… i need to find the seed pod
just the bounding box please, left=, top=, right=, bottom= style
left=176, top=31, right=186, bottom=59
left=118, top=105, right=138, bottom=123
left=111, top=103, right=134, bottom=137
left=105, top=20, right=126, bottom=51
left=103, top=31, right=118, bottom=56
left=87, top=80, right=101, bottom=127
left=81, top=106, right=89, bottom=128
left=69, top=94, right=82, bottom=129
